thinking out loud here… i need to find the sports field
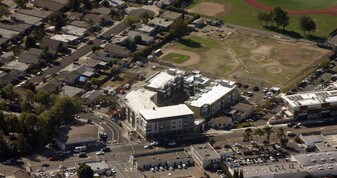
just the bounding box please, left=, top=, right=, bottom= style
left=163, top=30, right=330, bottom=88
left=187, top=0, right=337, bottom=38
left=162, top=53, right=190, bottom=64
left=256, top=0, right=337, bottom=10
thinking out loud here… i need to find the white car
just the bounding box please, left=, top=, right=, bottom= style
left=150, top=141, right=159, bottom=146
left=270, top=156, right=275, bottom=162
left=96, top=151, right=104, bottom=155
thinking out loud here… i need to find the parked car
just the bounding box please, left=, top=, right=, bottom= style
left=96, top=151, right=104, bottom=155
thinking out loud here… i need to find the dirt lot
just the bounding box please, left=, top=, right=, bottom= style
left=188, top=2, right=230, bottom=17
left=162, top=26, right=331, bottom=89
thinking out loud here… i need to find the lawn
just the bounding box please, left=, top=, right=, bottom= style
left=162, top=52, right=190, bottom=64
left=186, top=0, right=337, bottom=38
left=256, top=0, right=337, bottom=10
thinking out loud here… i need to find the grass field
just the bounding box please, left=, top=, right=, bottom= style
left=168, top=31, right=330, bottom=88
left=187, top=0, right=337, bottom=38
left=162, top=53, right=190, bottom=64
left=256, top=0, right=337, bottom=10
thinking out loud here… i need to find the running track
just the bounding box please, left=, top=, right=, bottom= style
left=245, top=0, right=337, bottom=16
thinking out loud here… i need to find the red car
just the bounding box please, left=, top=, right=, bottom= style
left=87, top=40, right=93, bottom=45
left=48, top=155, right=59, bottom=161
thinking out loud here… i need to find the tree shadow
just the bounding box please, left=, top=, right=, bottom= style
left=306, top=35, right=326, bottom=43
left=178, top=38, right=202, bottom=48
left=264, top=26, right=303, bottom=39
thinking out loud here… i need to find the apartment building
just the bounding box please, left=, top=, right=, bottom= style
left=185, top=80, right=238, bottom=118
left=282, top=90, right=337, bottom=120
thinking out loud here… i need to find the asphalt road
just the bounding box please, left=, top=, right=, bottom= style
left=29, top=21, right=128, bottom=83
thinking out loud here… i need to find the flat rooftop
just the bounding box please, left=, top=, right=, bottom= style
left=1, top=60, right=29, bottom=71
left=11, top=13, right=42, bottom=25
left=191, top=142, right=221, bottom=160
left=145, top=69, right=183, bottom=90
left=292, top=151, right=337, bottom=166
left=0, top=28, right=19, bottom=39
left=125, top=89, right=157, bottom=112
left=282, top=90, right=337, bottom=108
left=186, top=81, right=236, bottom=107
left=57, top=124, right=99, bottom=145
left=139, top=104, right=194, bottom=121
left=51, top=34, right=78, bottom=42
left=135, top=150, right=190, bottom=166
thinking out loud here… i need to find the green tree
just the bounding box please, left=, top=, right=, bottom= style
left=243, top=132, right=252, bottom=142
left=263, top=126, right=273, bottom=142
left=77, top=163, right=94, bottom=178
left=299, top=16, right=317, bottom=34
left=208, top=138, right=215, bottom=146
left=5, top=114, right=19, bottom=135
left=239, top=170, right=244, bottom=178
left=254, top=128, right=264, bottom=143
left=121, top=39, right=137, bottom=51
left=34, top=91, right=52, bottom=107
left=271, top=7, right=289, bottom=29
left=257, top=12, right=270, bottom=26
left=0, top=112, right=7, bottom=134
left=13, top=0, right=28, bottom=9
left=134, top=35, right=142, bottom=44
left=277, top=127, right=286, bottom=141
left=54, top=97, right=81, bottom=124
left=2, top=84, right=18, bottom=100
left=124, top=16, right=140, bottom=27
left=92, top=46, right=100, bottom=53
left=15, top=133, right=31, bottom=153
left=320, top=59, right=331, bottom=69
left=110, top=67, right=120, bottom=76
left=170, top=18, right=188, bottom=38
left=82, top=0, right=92, bottom=9
left=0, top=6, right=10, bottom=18
left=101, top=0, right=110, bottom=7
left=25, top=36, right=37, bottom=49
left=69, top=0, right=81, bottom=11
left=49, top=13, right=66, bottom=31
left=21, top=101, right=33, bottom=113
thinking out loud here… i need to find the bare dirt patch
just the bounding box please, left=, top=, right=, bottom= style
left=189, top=2, right=230, bottom=17
left=161, top=49, right=201, bottom=67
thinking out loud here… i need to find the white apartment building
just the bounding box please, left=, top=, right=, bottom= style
left=190, top=142, right=221, bottom=169
left=185, top=80, right=238, bottom=118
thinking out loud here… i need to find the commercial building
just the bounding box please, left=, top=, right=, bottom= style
left=55, top=124, right=100, bottom=150
left=282, top=90, right=337, bottom=120
left=299, top=131, right=337, bottom=151
left=291, top=151, right=337, bottom=177
left=230, top=103, right=255, bottom=122
left=208, top=116, right=232, bottom=129
left=130, top=148, right=193, bottom=171
left=229, top=162, right=308, bottom=178
left=185, top=80, right=237, bottom=118
left=190, top=142, right=221, bottom=169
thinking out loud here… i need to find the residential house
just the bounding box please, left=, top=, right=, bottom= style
left=128, top=30, right=154, bottom=45
left=104, top=44, right=132, bottom=58
left=148, top=18, right=174, bottom=29
left=208, top=116, right=232, bottom=129
left=156, top=0, right=175, bottom=7
left=32, top=0, right=67, bottom=12
left=81, top=90, right=103, bottom=104
left=59, top=85, right=85, bottom=97
left=51, top=34, right=81, bottom=45
left=78, top=58, right=107, bottom=69
left=37, top=79, right=63, bottom=93
left=102, top=0, right=126, bottom=7
left=1, top=60, right=29, bottom=73
left=62, top=25, right=88, bottom=37
left=0, top=70, right=23, bottom=87
left=11, top=13, right=42, bottom=25
left=160, top=11, right=182, bottom=21
left=40, top=36, right=63, bottom=56
left=58, top=71, right=81, bottom=84
left=89, top=50, right=114, bottom=63
left=135, top=24, right=157, bottom=34
left=18, top=48, right=43, bottom=66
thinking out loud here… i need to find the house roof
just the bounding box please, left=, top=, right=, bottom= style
left=0, top=28, right=19, bottom=39
left=209, top=116, right=232, bottom=126
left=104, top=44, right=131, bottom=58
left=2, top=60, right=29, bottom=72
left=57, top=71, right=81, bottom=83
left=17, top=9, right=53, bottom=18
left=91, top=7, right=111, bottom=15
left=0, top=22, right=31, bottom=33
left=149, top=17, right=173, bottom=28
left=37, top=79, right=62, bottom=92
left=89, top=50, right=113, bottom=62
left=160, top=11, right=182, bottom=21
left=128, top=30, right=154, bottom=43
left=32, top=0, right=66, bottom=11
left=83, top=13, right=101, bottom=24
left=0, top=70, right=23, bottom=86
left=13, top=169, right=31, bottom=178
left=70, top=20, right=90, bottom=28
left=62, top=25, right=87, bottom=37
left=231, top=103, right=254, bottom=112
left=78, top=58, right=106, bottom=68
left=60, top=85, right=84, bottom=97
left=18, top=48, right=42, bottom=65
left=11, top=13, right=42, bottom=25
left=41, top=36, right=62, bottom=51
